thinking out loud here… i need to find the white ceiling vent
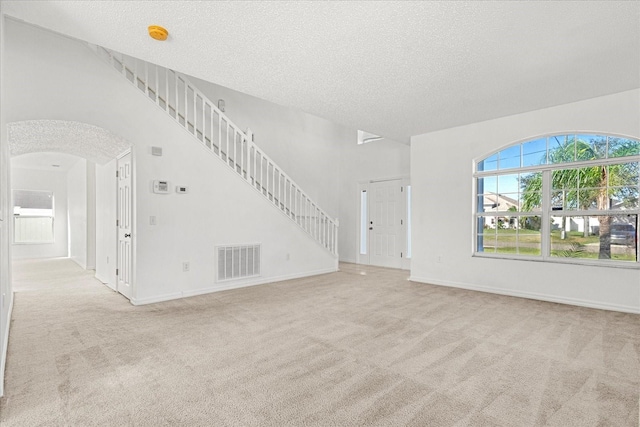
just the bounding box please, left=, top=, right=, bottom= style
left=217, top=244, right=261, bottom=282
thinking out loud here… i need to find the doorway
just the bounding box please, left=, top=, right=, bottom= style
left=358, top=178, right=410, bottom=269
left=6, top=119, right=134, bottom=299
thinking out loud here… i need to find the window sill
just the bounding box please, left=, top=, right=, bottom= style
left=13, top=242, right=55, bottom=245
left=473, top=252, right=640, bottom=269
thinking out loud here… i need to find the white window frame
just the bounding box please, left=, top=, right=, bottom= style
left=12, top=189, right=55, bottom=244
left=473, top=133, right=640, bottom=269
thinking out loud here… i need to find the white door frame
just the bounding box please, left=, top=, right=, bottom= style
left=356, top=176, right=410, bottom=270
left=116, top=150, right=134, bottom=300
left=357, top=181, right=370, bottom=265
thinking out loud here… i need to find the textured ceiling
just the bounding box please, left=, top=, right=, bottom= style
left=3, top=1, right=639, bottom=142
left=8, top=120, right=130, bottom=164
left=11, top=151, right=82, bottom=172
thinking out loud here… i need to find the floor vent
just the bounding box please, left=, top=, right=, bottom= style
left=217, top=244, right=261, bottom=282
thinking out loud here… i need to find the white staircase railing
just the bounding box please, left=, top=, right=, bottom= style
left=94, top=46, right=338, bottom=256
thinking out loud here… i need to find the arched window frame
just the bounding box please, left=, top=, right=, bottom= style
left=473, top=133, right=640, bottom=268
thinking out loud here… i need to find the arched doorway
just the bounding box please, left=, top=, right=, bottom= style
left=7, top=120, right=132, bottom=299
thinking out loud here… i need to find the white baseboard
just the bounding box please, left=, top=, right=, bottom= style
left=70, top=257, right=87, bottom=270
left=0, top=291, right=14, bottom=397
left=184, top=267, right=338, bottom=298
left=409, top=276, right=640, bottom=314
left=130, top=292, right=183, bottom=306
left=94, top=274, right=116, bottom=292
left=131, top=267, right=338, bottom=306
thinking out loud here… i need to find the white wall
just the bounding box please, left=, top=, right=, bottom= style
left=338, top=140, right=410, bottom=263
left=4, top=19, right=338, bottom=306
left=411, top=89, right=640, bottom=313
left=66, top=159, right=97, bottom=271
left=133, top=130, right=337, bottom=304
left=95, top=159, right=116, bottom=289
left=190, top=76, right=413, bottom=266
left=10, top=167, right=69, bottom=259
left=0, top=6, right=12, bottom=398
left=190, top=76, right=350, bottom=219
left=86, top=161, right=96, bottom=270
left=67, top=159, right=87, bottom=269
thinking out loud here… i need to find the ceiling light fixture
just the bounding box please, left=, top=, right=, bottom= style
left=148, top=25, right=169, bottom=41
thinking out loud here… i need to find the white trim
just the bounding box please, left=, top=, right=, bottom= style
left=369, top=175, right=409, bottom=183
left=474, top=154, right=640, bottom=178
left=130, top=149, right=137, bottom=300
left=130, top=292, right=183, bottom=306
left=70, top=256, right=87, bottom=270
left=472, top=131, right=640, bottom=171
left=116, top=148, right=131, bottom=160
left=401, top=178, right=411, bottom=270
left=185, top=267, right=336, bottom=297
left=409, top=275, right=640, bottom=314
left=94, top=273, right=117, bottom=291
left=130, top=267, right=338, bottom=306
left=473, top=252, right=640, bottom=269
left=0, top=291, right=14, bottom=397
left=356, top=182, right=369, bottom=265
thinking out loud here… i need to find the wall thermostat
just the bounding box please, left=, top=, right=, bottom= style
left=176, top=186, right=188, bottom=194
left=153, top=180, right=170, bottom=194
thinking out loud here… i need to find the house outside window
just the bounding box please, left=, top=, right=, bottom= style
left=474, top=134, right=639, bottom=266
left=13, top=190, right=55, bottom=244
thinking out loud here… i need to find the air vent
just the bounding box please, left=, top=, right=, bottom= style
left=217, top=244, right=261, bottom=282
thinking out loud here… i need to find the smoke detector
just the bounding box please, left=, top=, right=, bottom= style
left=148, top=25, right=169, bottom=41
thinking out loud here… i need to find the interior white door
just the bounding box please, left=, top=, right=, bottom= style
left=369, top=179, right=403, bottom=268
left=116, top=152, right=132, bottom=299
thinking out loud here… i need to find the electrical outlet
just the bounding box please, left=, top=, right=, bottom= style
left=437, top=256, right=442, bottom=263
left=183, top=262, right=190, bottom=272
left=286, top=253, right=290, bottom=261
left=150, top=216, right=157, bottom=225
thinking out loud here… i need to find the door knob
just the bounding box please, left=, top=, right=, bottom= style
left=124, top=233, right=131, bottom=238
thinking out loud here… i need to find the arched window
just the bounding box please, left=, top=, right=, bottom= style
left=474, top=134, right=639, bottom=266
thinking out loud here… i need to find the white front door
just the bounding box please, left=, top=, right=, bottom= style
left=116, top=152, right=132, bottom=299
left=369, top=179, right=403, bottom=268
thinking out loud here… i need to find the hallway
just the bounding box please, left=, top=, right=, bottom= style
left=11, top=258, right=114, bottom=293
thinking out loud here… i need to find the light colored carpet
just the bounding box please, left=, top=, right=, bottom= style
left=1, top=258, right=638, bottom=426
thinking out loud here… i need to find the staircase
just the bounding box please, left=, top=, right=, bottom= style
left=93, top=46, right=338, bottom=256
